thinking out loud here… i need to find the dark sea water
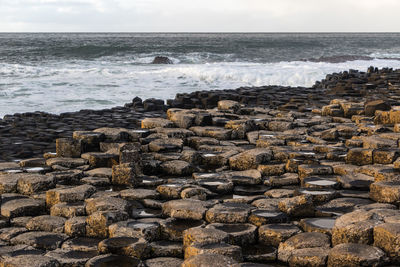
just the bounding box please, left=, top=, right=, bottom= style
left=1, top=32, right=400, bottom=117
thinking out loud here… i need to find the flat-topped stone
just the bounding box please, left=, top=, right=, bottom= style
left=46, top=184, right=96, bottom=207
left=278, top=232, right=331, bottom=263
left=1, top=198, right=45, bottom=218
left=162, top=199, right=209, bottom=221
left=229, top=148, right=273, bottom=170
left=327, top=243, right=386, bottom=267
left=10, top=231, right=69, bottom=250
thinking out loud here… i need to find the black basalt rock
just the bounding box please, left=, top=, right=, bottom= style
left=152, top=56, right=173, bottom=64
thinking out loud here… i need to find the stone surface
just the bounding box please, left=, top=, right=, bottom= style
left=181, top=253, right=238, bottom=267
left=327, top=243, right=386, bottom=267
left=4, top=69, right=400, bottom=265
left=10, top=231, right=69, bottom=250
left=278, top=232, right=331, bottom=262
left=162, top=199, right=208, bottom=221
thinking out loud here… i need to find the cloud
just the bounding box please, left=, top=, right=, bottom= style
left=0, top=0, right=399, bottom=32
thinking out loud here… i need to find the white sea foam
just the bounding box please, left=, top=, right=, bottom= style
left=2, top=58, right=400, bottom=117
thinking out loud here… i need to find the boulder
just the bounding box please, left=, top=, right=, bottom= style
left=152, top=56, right=173, bottom=64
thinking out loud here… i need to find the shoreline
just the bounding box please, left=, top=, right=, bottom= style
left=1, top=66, right=400, bottom=265
left=0, top=66, right=398, bottom=161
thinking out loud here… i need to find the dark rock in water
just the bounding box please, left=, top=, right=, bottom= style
left=152, top=56, right=173, bottom=64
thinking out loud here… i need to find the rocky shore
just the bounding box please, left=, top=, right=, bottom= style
left=1, top=67, right=400, bottom=266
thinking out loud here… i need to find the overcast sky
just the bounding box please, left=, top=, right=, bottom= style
left=1, top=0, right=399, bottom=32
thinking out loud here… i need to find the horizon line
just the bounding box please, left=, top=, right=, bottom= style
left=1, top=31, right=400, bottom=34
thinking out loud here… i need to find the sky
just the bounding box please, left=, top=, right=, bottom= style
left=0, top=0, right=400, bottom=32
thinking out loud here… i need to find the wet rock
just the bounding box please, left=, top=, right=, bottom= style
left=327, top=243, right=386, bottom=267
left=152, top=56, right=173, bottom=64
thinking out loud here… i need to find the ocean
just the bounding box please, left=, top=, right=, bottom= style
left=1, top=32, right=400, bottom=117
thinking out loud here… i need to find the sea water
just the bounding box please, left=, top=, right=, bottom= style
left=1, top=32, right=400, bottom=117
